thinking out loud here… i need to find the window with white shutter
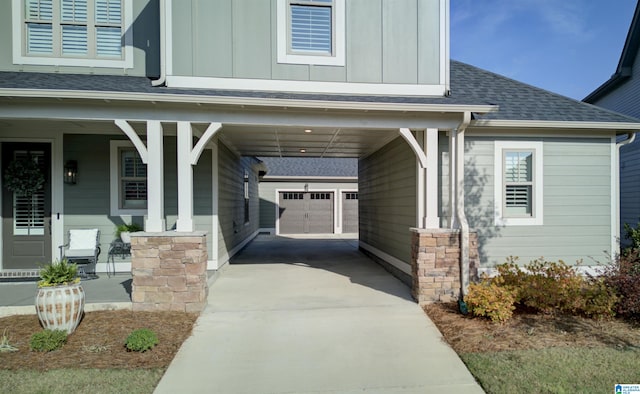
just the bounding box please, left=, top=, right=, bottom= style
left=494, top=141, right=543, bottom=226
left=119, top=148, right=147, bottom=210
left=277, top=0, right=345, bottom=66
left=110, top=141, right=146, bottom=216
left=13, top=0, right=132, bottom=67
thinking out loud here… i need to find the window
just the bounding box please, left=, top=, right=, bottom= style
left=12, top=0, right=133, bottom=68
left=494, top=141, right=543, bottom=226
left=110, top=141, right=146, bottom=216
left=345, top=192, right=358, bottom=200
left=277, top=0, right=345, bottom=66
left=120, top=148, right=146, bottom=210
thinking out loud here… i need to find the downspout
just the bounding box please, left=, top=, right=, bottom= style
left=455, top=112, right=472, bottom=309
left=615, top=132, right=636, bottom=250
left=151, top=0, right=166, bottom=87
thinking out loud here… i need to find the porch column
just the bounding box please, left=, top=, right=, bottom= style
left=424, top=128, right=439, bottom=228
left=175, top=122, right=222, bottom=233
left=176, top=122, right=194, bottom=232
left=146, top=121, right=165, bottom=232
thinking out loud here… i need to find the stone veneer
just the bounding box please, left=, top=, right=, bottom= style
left=130, top=232, right=208, bottom=313
left=410, top=228, right=479, bottom=304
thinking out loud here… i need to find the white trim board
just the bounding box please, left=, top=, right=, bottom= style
left=166, top=76, right=447, bottom=97
left=358, top=241, right=411, bottom=276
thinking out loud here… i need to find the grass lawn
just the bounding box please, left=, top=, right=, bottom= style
left=0, top=369, right=166, bottom=394
left=462, top=347, right=640, bottom=393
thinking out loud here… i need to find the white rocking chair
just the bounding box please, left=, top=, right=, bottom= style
left=59, top=229, right=101, bottom=278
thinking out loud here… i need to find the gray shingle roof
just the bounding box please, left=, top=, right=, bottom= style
left=1, top=60, right=638, bottom=124
left=258, top=157, right=357, bottom=178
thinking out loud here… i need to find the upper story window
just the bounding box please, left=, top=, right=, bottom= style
left=277, top=0, right=345, bottom=66
left=12, top=0, right=133, bottom=68
left=494, top=141, right=543, bottom=226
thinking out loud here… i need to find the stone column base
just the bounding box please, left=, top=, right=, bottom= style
left=130, top=231, right=208, bottom=313
left=410, top=228, right=478, bottom=304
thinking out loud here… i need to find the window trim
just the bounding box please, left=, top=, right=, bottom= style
left=276, top=0, right=345, bottom=66
left=12, top=0, right=134, bottom=68
left=494, top=141, right=543, bottom=226
left=110, top=140, right=147, bottom=216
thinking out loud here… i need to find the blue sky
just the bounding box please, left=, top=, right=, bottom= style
left=451, top=0, right=637, bottom=100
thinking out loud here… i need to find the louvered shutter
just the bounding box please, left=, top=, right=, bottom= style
left=504, top=151, right=533, bottom=216
left=121, top=150, right=147, bottom=209
left=25, top=0, right=53, bottom=54
left=290, top=0, right=332, bottom=53
left=61, top=0, right=88, bottom=55
left=96, top=0, right=122, bottom=57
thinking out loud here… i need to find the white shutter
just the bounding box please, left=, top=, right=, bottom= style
left=26, top=0, right=53, bottom=20
left=62, top=25, right=88, bottom=55
left=26, top=23, right=53, bottom=54
left=96, top=0, right=122, bottom=24
left=290, top=2, right=332, bottom=53
left=61, top=0, right=88, bottom=22
left=96, top=27, right=121, bottom=57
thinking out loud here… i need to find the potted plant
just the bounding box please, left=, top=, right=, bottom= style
left=35, top=259, right=85, bottom=334
left=115, top=222, right=143, bottom=244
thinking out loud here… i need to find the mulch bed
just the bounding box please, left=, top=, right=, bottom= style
left=424, top=302, right=640, bottom=354
left=0, top=310, right=198, bottom=371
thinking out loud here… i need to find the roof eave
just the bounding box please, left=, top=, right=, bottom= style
left=0, top=88, right=498, bottom=114
left=471, top=119, right=640, bottom=131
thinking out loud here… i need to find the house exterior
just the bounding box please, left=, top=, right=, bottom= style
left=584, top=1, right=640, bottom=245
left=258, top=157, right=358, bottom=235
left=1, top=0, right=639, bottom=308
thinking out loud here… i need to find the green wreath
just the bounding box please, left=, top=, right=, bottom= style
left=4, top=158, right=45, bottom=197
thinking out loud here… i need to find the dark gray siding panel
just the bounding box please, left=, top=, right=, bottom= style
left=359, top=136, right=416, bottom=264
left=591, top=50, right=640, bottom=245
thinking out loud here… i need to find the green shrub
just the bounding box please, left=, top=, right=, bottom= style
left=623, top=221, right=640, bottom=255
left=30, top=329, right=67, bottom=352
left=465, top=280, right=517, bottom=323
left=125, top=329, right=158, bottom=352
left=517, top=259, right=583, bottom=314
left=580, top=277, right=618, bottom=319
left=490, top=258, right=618, bottom=319
left=38, top=259, right=79, bottom=287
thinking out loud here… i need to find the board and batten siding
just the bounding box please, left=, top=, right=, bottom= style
left=359, top=136, right=416, bottom=266
left=170, top=0, right=441, bottom=85
left=63, top=134, right=214, bottom=265
left=590, top=50, right=640, bottom=245
left=463, top=135, right=613, bottom=267
left=1, top=0, right=160, bottom=77
left=216, top=143, right=260, bottom=263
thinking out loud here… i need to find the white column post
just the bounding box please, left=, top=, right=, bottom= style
left=145, top=121, right=166, bottom=232
left=176, top=121, right=194, bottom=232
left=424, top=128, right=440, bottom=228
left=211, top=142, right=219, bottom=269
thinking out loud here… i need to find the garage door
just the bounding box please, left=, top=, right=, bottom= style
left=342, top=192, right=358, bottom=233
left=279, top=192, right=334, bottom=234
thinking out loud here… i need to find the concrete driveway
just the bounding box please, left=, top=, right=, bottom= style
left=154, top=235, right=483, bottom=394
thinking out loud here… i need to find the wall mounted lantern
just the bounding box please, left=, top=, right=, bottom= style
left=64, top=160, right=77, bottom=184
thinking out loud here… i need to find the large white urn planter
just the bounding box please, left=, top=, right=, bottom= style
left=35, top=283, right=85, bottom=334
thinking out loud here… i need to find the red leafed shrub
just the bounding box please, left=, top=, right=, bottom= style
left=603, top=249, right=640, bottom=320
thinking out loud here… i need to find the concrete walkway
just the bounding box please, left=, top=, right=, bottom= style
left=155, top=235, right=483, bottom=394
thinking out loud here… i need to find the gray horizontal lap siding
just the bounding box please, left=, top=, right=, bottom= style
left=63, top=134, right=213, bottom=263
left=464, top=136, right=613, bottom=266
left=171, top=0, right=440, bottom=85
left=359, top=136, right=416, bottom=265
left=217, top=145, right=260, bottom=263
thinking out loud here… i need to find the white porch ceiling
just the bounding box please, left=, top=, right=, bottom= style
left=214, top=124, right=400, bottom=158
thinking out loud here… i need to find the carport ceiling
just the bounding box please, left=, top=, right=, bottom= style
left=215, top=124, right=400, bottom=158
